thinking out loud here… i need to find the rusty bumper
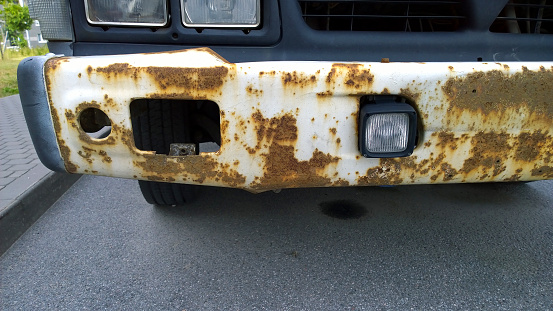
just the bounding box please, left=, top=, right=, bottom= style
left=23, top=48, right=553, bottom=191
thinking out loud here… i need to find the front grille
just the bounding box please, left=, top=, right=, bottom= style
left=298, top=0, right=466, bottom=32
left=490, top=0, right=553, bottom=34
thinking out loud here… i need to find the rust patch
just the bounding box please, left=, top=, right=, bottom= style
left=317, top=91, right=333, bottom=97
left=326, top=68, right=336, bottom=83
left=515, top=131, right=548, bottom=162
left=440, top=163, right=458, bottom=181
left=92, top=63, right=229, bottom=94
left=247, top=111, right=341, bottom=190
left=251, top=110, right=298, bottom=148
left=531, top=166, right=553, bottom=178
left=460, top=132, right=510, bottom=177
left=145, top=66, right=229, bottom=90
left=64, top=109, right=75, bottom=120
left=246, top=85, right=263, bottom=95
left=255, top=145, right=340, bottom=190
left=332, top=63, right=374, bottom=89
left=44, top=57, right=71, bottom=71
left=356, top=128, right=536, bottom=185
left=333, top=179, right=350, bottom=186
left=443, top=68, right=553, bottom=116
left=95, top=63, right=134, bottom=78
left=505, top=168, right=523, bottom=181
left=49, top=106, right=78, bottom=173
left=98, top=150, right=112, bottom=163
left=259, top=70, right=276, bottom=77
left=435, top=131, right=457, bottom=151
left=358, top=158, right=409, bottom=185
left=329, top=128, right=337, bottom=135
left=281, top=71, right=318, bottom=87
left=134, top=153, right=245, bottom=187
left=399, top=88, right=421, bottom=101
left=381, top=58, right=390, bottom=63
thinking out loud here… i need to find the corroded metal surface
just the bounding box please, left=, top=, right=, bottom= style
left=44, top=48, right=553, bottom=191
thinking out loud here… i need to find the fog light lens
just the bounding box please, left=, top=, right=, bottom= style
left=359, top=103, right=417, bottom=158
left=85, top=0, right=168, bottom=26
left=182, top=0, right=260, bottom=28
left=366, top=113, right=409, bottom=153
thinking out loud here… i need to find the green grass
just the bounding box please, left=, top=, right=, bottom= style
left=1, top=46, right=50, bottom=97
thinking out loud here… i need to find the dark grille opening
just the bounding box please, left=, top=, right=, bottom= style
left=298, top=0, right=466, bottom=32
left=490, top=0, right=553, bottom=34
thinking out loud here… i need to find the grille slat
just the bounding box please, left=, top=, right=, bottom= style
left=299, top=0, right=465, bottom=32
left=490, top=0, right=553, bottom=34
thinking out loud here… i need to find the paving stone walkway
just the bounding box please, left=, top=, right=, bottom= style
left=0, top=95, right=50, bottom=210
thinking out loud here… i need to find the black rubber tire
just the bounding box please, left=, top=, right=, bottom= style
left=133, top=99, right=196, bottom=206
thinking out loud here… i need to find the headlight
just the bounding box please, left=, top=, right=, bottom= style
left=182, top=0, right=260, bottom=28
left=84, top=0, right=168, bottom=26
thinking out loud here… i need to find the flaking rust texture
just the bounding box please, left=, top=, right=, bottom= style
left=443, top=67, right=553, bottom=116
left=442, top=66, right=553, bottom=181
left=328, top=63, right=374, bottom=90
left=45, top=51, right=246, bottom=188
left=356, top=66, right=553, bottom=186
left=44, top=49, right=553, bottom=190
left=246, top=110, right=341, bottom=190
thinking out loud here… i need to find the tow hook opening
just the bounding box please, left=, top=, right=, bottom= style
left=130, top=99, right=221, bottom=155
left=79, top=107, right=112, bottom=138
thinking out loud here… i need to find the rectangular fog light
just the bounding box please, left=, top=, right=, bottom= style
left=359, top=103, right=417, bottom=158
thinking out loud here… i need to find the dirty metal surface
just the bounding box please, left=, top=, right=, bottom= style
left=44, top=48, right=553, bottom=191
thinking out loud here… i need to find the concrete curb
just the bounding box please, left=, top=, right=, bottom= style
left=0, top=172, right=81, bottom=256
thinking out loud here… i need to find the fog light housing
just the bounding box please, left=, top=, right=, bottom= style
left=359, top=103, right=417, bottom=158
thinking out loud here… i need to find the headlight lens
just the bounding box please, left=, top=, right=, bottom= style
left=182, top=0, right=260, bottom=28
left=85, top=0, right=168, bottom=26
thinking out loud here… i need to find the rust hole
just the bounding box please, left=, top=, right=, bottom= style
left=78, top=107, right=112, bottom=137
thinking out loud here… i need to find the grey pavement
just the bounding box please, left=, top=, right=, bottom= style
left=0, top=95, right=80, bottom=255
left=1, top=175, right=552, bottom=310
left=0, top=95, right=48, bottom=209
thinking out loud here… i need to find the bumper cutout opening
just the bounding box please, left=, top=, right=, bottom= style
left=130, top=99, right=221, bottom=155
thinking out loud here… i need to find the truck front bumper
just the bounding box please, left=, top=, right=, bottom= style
left=18, top=48, right=553, bottom=191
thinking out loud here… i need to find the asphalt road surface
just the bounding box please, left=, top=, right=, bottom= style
left=1, top=176, right=552, bottom=310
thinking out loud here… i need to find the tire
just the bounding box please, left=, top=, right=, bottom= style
left=132, top=99, right=197, bottom=206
